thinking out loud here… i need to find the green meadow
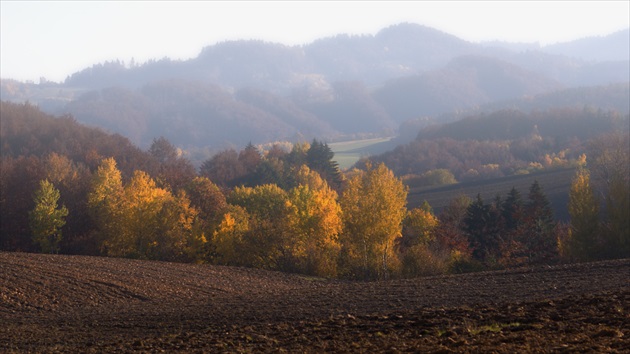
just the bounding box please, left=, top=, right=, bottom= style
left=329, top=137, right=393, bottom=169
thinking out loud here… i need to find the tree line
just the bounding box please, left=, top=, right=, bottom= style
left=1, top=101, right=628, bottom=279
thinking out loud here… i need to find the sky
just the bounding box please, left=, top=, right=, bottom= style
left=1, top=1, right=629, bottom=83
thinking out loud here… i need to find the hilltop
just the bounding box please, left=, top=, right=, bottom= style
left=1, top=23, right=628, bottom=152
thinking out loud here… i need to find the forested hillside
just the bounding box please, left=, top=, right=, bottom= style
left=2, top=101, right=628, bottom=280
left=1, top=23, right=628, bottom=154
left=366, top=107, right=629, bottom=181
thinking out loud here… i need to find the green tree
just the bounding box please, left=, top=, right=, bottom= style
left=566, top=168, right=599, bottom=261
left=339, top=163, right=407, bottom=279
left=29, top=179, right=69, bottom=253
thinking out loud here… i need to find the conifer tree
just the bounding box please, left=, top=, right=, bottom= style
left=463, top=194, right=502, bottom=264
left=523, top=180, right=558, bottom=264
left=307, top=139, right=343, bottom=190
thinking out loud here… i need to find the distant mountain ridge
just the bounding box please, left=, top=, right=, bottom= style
left=1, top=23, right=628, bottom=157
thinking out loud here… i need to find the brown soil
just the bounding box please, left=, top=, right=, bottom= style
left=1, top=252, right=629, bottom=353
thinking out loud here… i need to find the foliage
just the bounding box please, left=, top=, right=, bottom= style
left=287, top=166, right=343, bottom=277
left=339, top=163, right=408, bottom=279
left=588, top=133, right=630, bottom=259
left=566, top=168, right=599, bottom=261
left=226, top=184, right=293, bottom=270
left=369, top=108, right=628, bottom=181
left=88, top=158, right=204, bottom=261
left=306, top=140, right=343, bottom=190
left=2, top=101, right=628, bottom=280
left=463, top=194, right=503, bottom=265
left=29, top=180, right=68, bottom=253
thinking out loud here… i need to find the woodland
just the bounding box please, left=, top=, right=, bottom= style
left=1, top=23, right=629, bottom=280
left=1, top=101, right=628, bottom=280
left=2, top=24, right=628, bottom=159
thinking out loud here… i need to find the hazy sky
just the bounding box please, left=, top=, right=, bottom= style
left=2, top=1, right=629, bottom=83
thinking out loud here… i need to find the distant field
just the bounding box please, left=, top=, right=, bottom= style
left=407, top=168, right=576, bottom=220
left=329, top=137, right=393, bottom=169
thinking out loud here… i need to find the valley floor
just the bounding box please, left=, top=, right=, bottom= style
left=1, top=252, right=628, bottom=352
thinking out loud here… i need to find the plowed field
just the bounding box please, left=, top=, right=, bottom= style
left=1, top=252, right=628, bottom=352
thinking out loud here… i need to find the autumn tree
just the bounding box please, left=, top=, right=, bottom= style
left=236, top=142, right=263, bottom=185
left=0, top=156, right=47, bottom=252
left=288, top=166, right=343, bottom=277
left=213, top=205, right=251, bottom=266
left=565, top=168, right=600, bottom=261
left=401, top=202, right=438, bottom=247
left=87, top=157, right=124, bottom=253
left=107, top=170, right=171, bottom=258
left=339, top=163, right=407, bottom=279
left=588, top=133, right=630, bottom=258
left=154, top=190, right=205, bottom=262
left=89, top=158, right=202, bottom=261
left=29, top=179, right=69, bottom=253
left=186, top=177, right=227, bottom=230
left=199, top=149, right=244, bottom=187
left=148, top=136, right=196, bottom=192
left=226, top=184, right=293, bottom=270
left=43, top=153, right=94, bottom=254
left=399, top=202, right=443, bottom=277
left=434, top=195, right=475, bottom=273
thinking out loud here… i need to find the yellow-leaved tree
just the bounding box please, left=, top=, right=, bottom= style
left=399, top=203, right=443, bottom=277
left=89, top=158, right=204, bottom=261
left=87, top=157, right=124, bottom=254
left=224, top=184, right=293, bottom=270
left=566, top=167, right=599, bottom=261
left=213, top=205, right=251, bottom=266
left=339, top=163, right=408, bottom=279
left=288, top=165, right=343, bottom=277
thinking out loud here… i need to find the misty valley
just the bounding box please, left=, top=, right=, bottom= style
left=1, top=22, right=629, bottom=353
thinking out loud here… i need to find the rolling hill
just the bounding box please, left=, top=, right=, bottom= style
left=1, top=23, right=628, bottom=153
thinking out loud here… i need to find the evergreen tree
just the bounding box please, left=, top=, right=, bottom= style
left=307, top=140, right=343, bottom=190
left=463, top=194, right=502, bottom=264
left=502, top=187, right=524, bottom=231
left=523, top=180, right=558, bottom=264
